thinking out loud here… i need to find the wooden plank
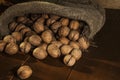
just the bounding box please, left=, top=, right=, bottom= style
left=69, top=9, right=120, bottom=80
left=12, top=56, right=72, bottom=80
left=0, top=53, right=29, bottom=80
left=0, top=52, right=72, bottom=80
left=68, top=57, right=120, bottom=80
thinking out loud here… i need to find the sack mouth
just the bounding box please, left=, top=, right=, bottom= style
left=0, top=1, right=105, bottom=39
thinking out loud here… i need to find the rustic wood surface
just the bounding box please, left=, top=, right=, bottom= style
left=0, top=4, right=120, bottom=80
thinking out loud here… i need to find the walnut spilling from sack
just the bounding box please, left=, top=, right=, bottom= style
left=1, top=14, right=90, bottom=67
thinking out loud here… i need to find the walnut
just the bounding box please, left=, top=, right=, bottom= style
left=68, top=30, right=80, bottom=41
left=63, top=54, right=76, bottom=66
left=41, top=30, right=53, bottom=44
left=5, top=42, right=18, bottom=55
left=58, top=26, right=70, bottom=37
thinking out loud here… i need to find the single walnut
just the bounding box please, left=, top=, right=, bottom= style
left=12, top=32, right=23, bottom=42
left=69, top=20, right=80, bottom=30
left=50, top=22, right=62, bottom=33
left=36, top=17, right=45, bottom=24
left=50, top=15, right=60, bottom=19
left=60, top=44, right=73, bottom=55
left=38, top=43, right=48, bottom=50
left=59, top=37, right=70, bottom=45
left=19, top=41, right=31, bottom=54
left=78, top=37, right=90, bottom=50
left=33, top=22, right=44, bottom=34
left=8, top=21, right=18, bottom=32
left=16, top=16, right=28, bottom=23
left=5, top=42, right=18, bottom=55
left=58, top=26, right=70, bottom=37
left=47, top=15, right=60, bottom=26
left=20, top=27, right=31, bottom=36
left=71, top=48, right=82, bottom=60
left=3, top=35, right=16, bottom=43
left=69, top=41, right=80, bottom=49
left=33, top=47, right=48, bottom=60
left=41, top=30, right=53, bottom=44
left=15, top=24, right=26, bottom=32
left=49, top=15, right=60, bottom=24
left=51, top=41, right=63, bottom=48
left=68, top=30, right=80, bottom=41
left=46, top=18, right=56, bottom=26
left=63, top=54, right=76, bottom=66
left=60, top=18, right=69, bottom=26
left=47, top=43, right=61, bottom=58
left=25, top=31, right=36, bottom=37
left=28, top=35, right=41, bottom=46
left=17, top=65, right=32, bottom=80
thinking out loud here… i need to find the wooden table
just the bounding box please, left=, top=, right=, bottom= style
left=0, top=8, right=120, bottom=80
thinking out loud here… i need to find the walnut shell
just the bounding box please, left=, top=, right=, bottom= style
left=28, top=35, right=41, bottom=46
left=47, top=15, right=60, bottom=25
left=12, top=32, right=23, bottom=42
left=63, top=54, right=76, bottom=66
left=50, top=15, right=60, bottom=20
left=69, top=41, right=80, bottom=49
left=51, top=41, right=63, bottom=48
left=41, top=30, right=53, bottom=44
left=60, top=18, right=69, bottom=26
left=33, top=22, right=44, bottom=33
left=20, top=27, right=31, bottom=36
left=39, top=43, right=48, bottom=50
left=3, top=35, right=16, bottom=43
left=17, top=65, right=32, bottom=79
left=58, top=26, right=70, bottom=37
left=68, top=30, right=80, bottom=41
left=47, top=43, right=61, bottom=58
left=36, top=17, right=45, bottom=24
left=19, top=41, right=31, bottom=54
left=50, top=22, right=62, bottom=33
left=25, top=31, right=36, bottom=37
left=78, top=37, right=90, bottom=50
left=71, top=48, right=82, bottom=60
left=15, top=24, right=26, bottom=32
left=60, top=44, right=73, bottom=55
left=8, top=21, right=18, bottom=32
left=17, top=16, right=28, bottom=23
left=0, top=40, right=7, bottom=52
left=46, top=18, right=56, bottom=26
left=59, top=37, right=70, bottom=45
left=33, top=47, right=48, bottom=60
left=5, top=42, right=18, bottom=55
left=69, top=20, right=80, bottom=30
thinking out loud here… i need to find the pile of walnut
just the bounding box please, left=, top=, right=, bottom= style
left=0, top=14, right=90, bottom=79
left=0, top=14, right=90, bottom=66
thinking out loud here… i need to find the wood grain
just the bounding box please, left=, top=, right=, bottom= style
left=69, top=9, right=120, bottom=80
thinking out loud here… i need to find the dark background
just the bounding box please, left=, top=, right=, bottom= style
left=0, top=1, right=120, bottom=80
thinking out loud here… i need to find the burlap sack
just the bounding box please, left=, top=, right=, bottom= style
left=0, top=0, right=105, bottom=39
